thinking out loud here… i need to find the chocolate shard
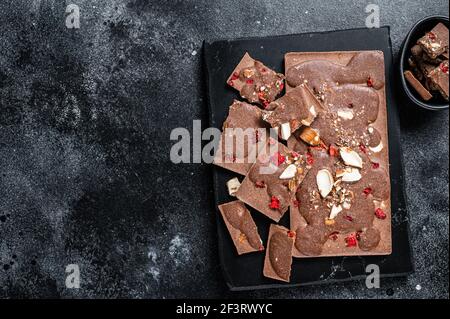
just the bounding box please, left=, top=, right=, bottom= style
left=227, top=53, right=284, bottom=107
left=263, top=224, right=294, bottom=282
left=404, top=70, right=433, bottom=101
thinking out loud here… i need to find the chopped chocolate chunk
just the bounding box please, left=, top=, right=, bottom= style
left=227, top=53, right=284, bottom=107
left=417, top=22, right=449, bottom=59
left=263, top=224, right=294, bottom=282
left=404, top=70, right=433, bottom=101
left=218, top=200, right=263, bottom=255
left=427, top=61, right=449, bottom=100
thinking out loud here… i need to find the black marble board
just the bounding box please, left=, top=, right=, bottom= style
left=203, top=27, right=413, bottom=291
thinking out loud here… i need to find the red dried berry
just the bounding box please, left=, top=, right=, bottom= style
left=278, top=81, right=284, bottom=91
left=428, top=31, right=436, bottom=40
left=359, top=143, right=367, bottom=154
left=375, top=208, right=387, bottom=220
left=372, top=162, right=380, bottom=169
left=255, top=181, right=266, bottom=188
left=440, top=62, right=449, bottom=74
left=262, top=100, right=270, bottom=109
left=231, top=72, right=239, bottom=80
left=367, top=76, right=374, bottom=87
left=344, top=215, right=353, bottom=222
left=261, top=68, right=267, bottom=73
left=287, top=230, right=296, bottom=238
left=293, top=200, right=300, bottom=207
left=291, top=151, right=300, bottom=158
left=363, top=187, right=373, bottom=196
left=227, top=80, right=234, bottom=87
left=272, top=152, right=285, bottom=166
left=345, top=234, right=357, bottom=247
left=259, top=245, right=265, bottom=251
left=329, top=145, right=338, bottom=157
left=306, top=152, right=314, bottom=165
left=269, top=196, right=280, bottom=209
left=246, top=79, right=254, bottom=85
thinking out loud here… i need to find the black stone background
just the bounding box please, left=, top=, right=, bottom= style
left=0, top=0, right=448, bottom=298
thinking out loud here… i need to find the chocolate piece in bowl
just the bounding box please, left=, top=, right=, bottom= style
left=427, top=61, right=449, bottom=100
left=213, top=100, right=269, bottom=176
left=263, top=224, right=295, bottom=282
left=218, top=200, right=264, bottom=255
left=227, top=53, right=284, bottom=107
left=404, top=70, right=433, bottom=101
left=417, top=22, right=449, bottom=59
left=235, top=141, right=310, bottom=222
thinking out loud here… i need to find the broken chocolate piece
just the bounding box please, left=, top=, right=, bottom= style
left=263, top=224, right=294, bottom=282
left=427, top=61, right=449, bottom=100
left=417, top=22, right=449, bottom=59
left=227, top=53, right=284, bottom=107
left=235, top=141, right=309, bottom=222
left=404, top=70, right=433, bottom=101
left=213, top=100, right=269, bottom=175
left=218, top=200, right=263, bottom=255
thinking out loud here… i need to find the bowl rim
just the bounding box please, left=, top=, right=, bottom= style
left=399, top=15, right=449, bottom=111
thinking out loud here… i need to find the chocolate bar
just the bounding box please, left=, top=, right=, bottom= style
left=417, top=22, right=449, bottom=59
left=263, top=224, right=294, bottom=282
left=404, top=70, right=433, bottom=101
left=427, top=61, right=449, bottom=100
left=284, top=51, right=391, bottom=257
left=235, top=141, right=310, bottom=222
left=213, top=100, right=268, bottom=176
left=227, top=53, right=284, bottom=107
left=218, top=200, right=264, bottom=255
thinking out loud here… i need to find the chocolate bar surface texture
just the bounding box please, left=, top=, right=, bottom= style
left=285, top=51, right=391, bottom=257
left=218, top=200, right=264, bottom=255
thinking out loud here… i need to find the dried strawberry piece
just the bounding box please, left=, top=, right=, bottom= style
left=246, top=79, right=254, bottom=85
left=278, top=81, right=284, bottom=91
left=259, top=245, right=265, bottom=251
left=271, top=152, right=285, bottom=166
left=329, top=231, right=339, bottom=241
left=363, top=187, right=373, bottom=196
left=269, top=196, right=280, bottom=209
left=255, top=181, right=266, bottom=188
left=329, top=145, right=338, bottom=157
left=344, top=215, right=353, bottom=222
left=359, top=143, right=367, bottom=154
left=367, top=76, right=374, bottom=87
left=440, top=62, right=449, bottom=74
left=345, top=234, right=357, bottom=247
left=262, top=100, right=270, bottom=109
left=231, top=72, right=239, bottom=80
left=227, top=80, right=234, bottom=87
left=293, top=199, right=300, bottom=207
left=375, top=208, right=387, bottom=220
left=261, top=68, right=267, bottom=73
left=306, top=152, right=314, bottom=165
left=287, top=230, right=296, bottom=238
left=291, top=151, right=300, bottom=159
left=427, top=31, right=436, bottom=40
left=372, top=162, right=380, bottom=169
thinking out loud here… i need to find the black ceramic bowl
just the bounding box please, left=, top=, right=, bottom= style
left=399, top=15, right=449, bottom=111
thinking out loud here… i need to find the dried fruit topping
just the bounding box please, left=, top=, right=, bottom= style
left=246, top=79, right=254, bottom=85
left=363, top=187, right=373, bottom=197
left=291, top=151, right=300, bottom=159
left=359, top=143, right=367, bottom=154
left=306, top=152, right=314, bottom=165
left=255, top=181, right=266, bottom=188
left=329, top=145, right=338, bottom=157
left=259, top=245, right=265, bottom=251
left=293, top=199, right=300, bottom=207
left=427, top=31, right=436, bottom=40
left=329, top=232, right=339, bottom=241
left=372, top=162, right=380, bottom=169
left=344, top=215, right=354, bottom=222
left=440, top=62, right=449, bottom=74
left=367, top=76, right=374, bottom=87
left=227, top=80, right=234, bottom=87
left=287, top=230, right=296, bottom=238
left=269, top=196, right=280, bottom=209
left=375, top=208, right=387, bottom=220
left=271, top=152, right=286, bottom=166
left=345, top=234, right=357, bottom=247
left=231, top=72, right=239, bottom=80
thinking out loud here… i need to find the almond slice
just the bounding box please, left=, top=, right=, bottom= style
left=339, top=147, right=363, bottom=168
left=299, top=127, right=321, bottom=146
left=226, top=177, right=241, bottom=196
left=316, top=169, right=334, bottom=198
left=341, top=168, right=362, bottom=182
left=279, top=164, right=297, bottom=179
left=337, top=109, right=354, bottom=120
left=369, top=141, right=384, bottom=153
left=280, top=122, right=292, bottom=140
left=329, top=204, right=343, bottom=219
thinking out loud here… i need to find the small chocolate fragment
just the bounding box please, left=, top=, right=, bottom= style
left=427, top=61, right=449, bottom=100
left=263, top=224, right=294, bottom=282
left=417, top=22, right=449, bottom=59
left=404, top=70, right=433, bottom=101
left=227, top=53, right=284, bottom=107
left=218, top=200, right=263, bottom=255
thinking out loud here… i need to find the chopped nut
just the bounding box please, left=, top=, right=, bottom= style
left=339, top=147, right=363, bottom=168
left=226, top=177, right=241, bottom=196
left=316, top=169, right=334, bottom=198
left=279, top=164, right=297, bottom=179
left=369, top=141, right=384, bottom=153
left=325, top=218, right=335, bottom=226
left=329, top=204, right=343, bottom=219
left=299, top=127, right=321, bottom=146
left=341, top=168, right=362, bottom=182
left=280, top=122, right=292, bottom=140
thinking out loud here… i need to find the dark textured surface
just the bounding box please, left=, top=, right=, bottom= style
left=0, top=0, right=448, bottom=299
